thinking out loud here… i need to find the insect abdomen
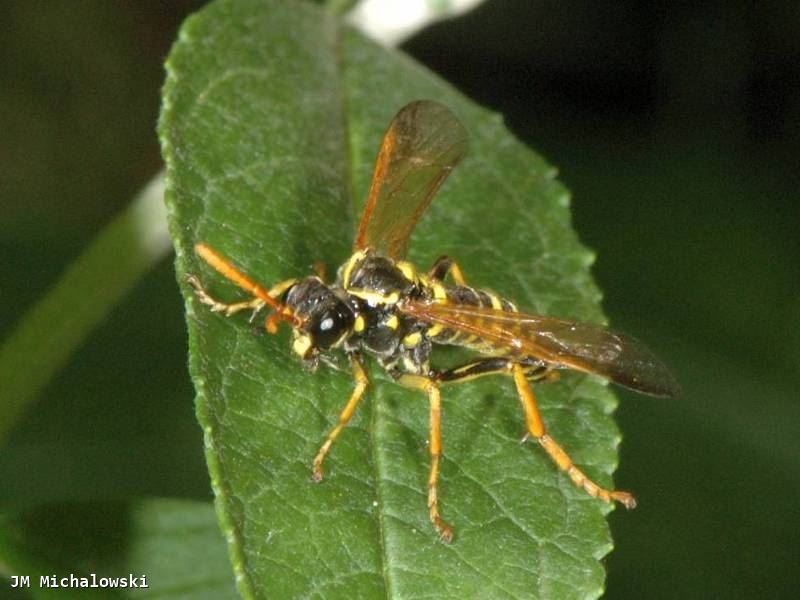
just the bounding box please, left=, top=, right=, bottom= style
left=427, top=285, right=516, bottom=351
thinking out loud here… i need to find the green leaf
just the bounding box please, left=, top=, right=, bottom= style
left=159, top=1, right=622, bottom=597
left=0, top=500, right=237, bottom=599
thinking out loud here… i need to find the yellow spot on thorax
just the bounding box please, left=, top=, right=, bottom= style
left=353, top=315, right=365, bottom=332
left=349, top=289, right=399, bottom=305
left=403, top=332, right=422, bottom=347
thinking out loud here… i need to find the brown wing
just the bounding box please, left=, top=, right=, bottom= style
left=354, top=100, right=468, bottom=259
left=401, top=301, right=680, bottom=397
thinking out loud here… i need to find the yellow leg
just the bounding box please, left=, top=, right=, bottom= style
left=312, top=355, right=369, bottom=481
left=186, top=274, right=265, bottom=316
left=397, top=374, right=454, bottom=543
left=511, top=363, right=637, bottom=509
left=187, top=273, right=297, bottom=328
left=428, top=256, right=467, bottom=286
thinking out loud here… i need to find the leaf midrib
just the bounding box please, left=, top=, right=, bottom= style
left=334, top=21, right=395, bottom=600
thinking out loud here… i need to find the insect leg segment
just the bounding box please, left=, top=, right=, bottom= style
left=436, top=356, right=549, bottom=385
left=428, top=255, right=467, bottom=286
left=312, top=353, right=369, bottom=482
left=187, top=272, right=298, bottom=332
left=511, top=363, right=637, bottom=509
left=186, top=274, right=267, bottom=317
left=312, top=261, right=327, bottom=280
left=431, top=357, right=635, bottom=509
left=193, top=242, right=299, bottom=327
left=395, top=373, right=454, bottom=543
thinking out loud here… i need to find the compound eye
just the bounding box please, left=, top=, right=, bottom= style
left=312, top=307, right=350, bottom=349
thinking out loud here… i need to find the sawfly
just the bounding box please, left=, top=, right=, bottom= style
left=188, top=100, right=679, bottom=542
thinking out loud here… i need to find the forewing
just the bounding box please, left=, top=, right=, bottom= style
left=401, top=301, right=680, bottom=397
left=354, top=100, right=468, bottom=259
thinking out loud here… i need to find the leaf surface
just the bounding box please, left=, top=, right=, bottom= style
left=160, top=1, right=621, bottom=597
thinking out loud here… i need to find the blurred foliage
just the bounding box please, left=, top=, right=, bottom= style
left=1, top=1, right=798, bottom=599
left=0, top=500, right=237, bottom=599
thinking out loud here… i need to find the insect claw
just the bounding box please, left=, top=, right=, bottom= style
left=434, top=519, right=454, bottom=544
left=312, top=452, right=327, bottom=482
left=311, top=466, right=324, bottom=483
left=185, top=274, right=209, bottom=299
left=612, top=491, right=637, bottom=509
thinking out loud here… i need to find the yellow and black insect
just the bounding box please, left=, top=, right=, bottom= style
left=187, top=100, right=679, bottom=542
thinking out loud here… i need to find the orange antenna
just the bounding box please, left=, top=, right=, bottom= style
left=194, top=242, right=298, bottom=327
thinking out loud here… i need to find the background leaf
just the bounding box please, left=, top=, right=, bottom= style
left=0, top=174, right=169, bottom=443
left=161, top=1, right=623, bottom=597
left=0, top=500, right=237, bottom=599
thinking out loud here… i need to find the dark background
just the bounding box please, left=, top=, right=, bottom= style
left=1, top=1, right=798, bottom=598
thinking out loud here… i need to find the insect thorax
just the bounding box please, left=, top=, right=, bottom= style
left=337, top=251, right=429, bottom=374
left=336, top=251, right=519, bottom=376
